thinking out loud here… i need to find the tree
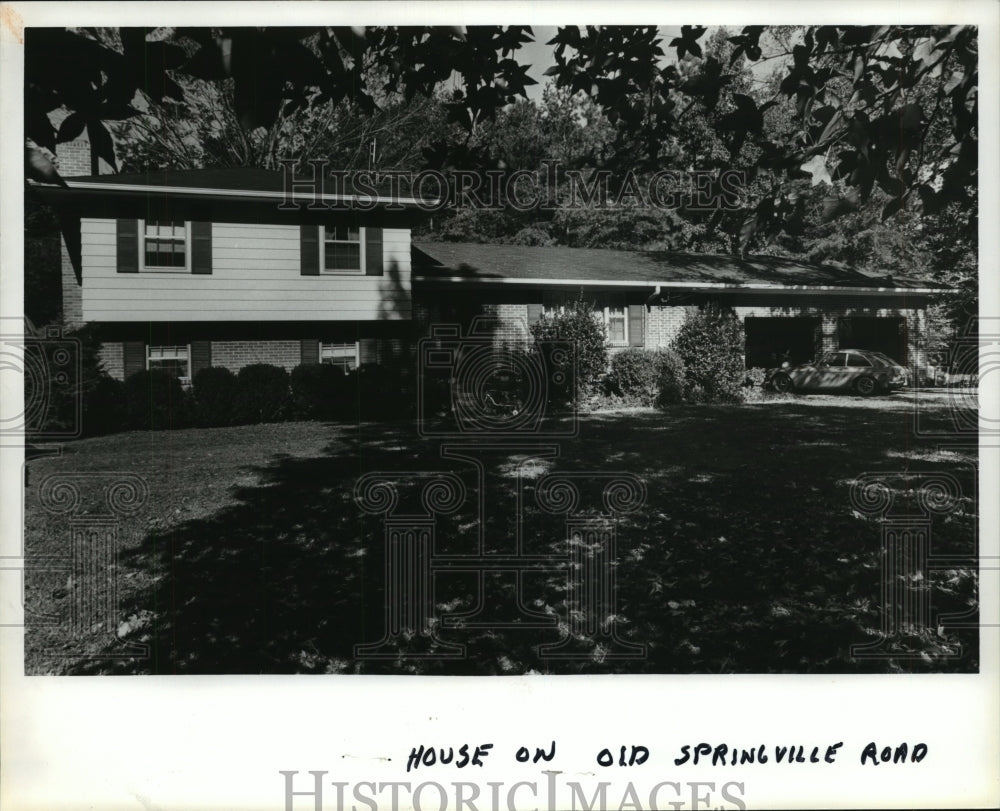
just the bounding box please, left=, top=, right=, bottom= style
left=25, top=26, right=538, bottom=181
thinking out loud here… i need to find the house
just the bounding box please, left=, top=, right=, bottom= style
left=411, top=243, right=945, bottom=370
left=35, top=164, right=947, bottom=385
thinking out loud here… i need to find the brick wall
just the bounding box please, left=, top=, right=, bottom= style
left=98, top=343, right=125, bottom=380
left=211, top=341, right=303, bottom=373
left=645, top=304, right=697, bottom=349
left=61, top=237, right=83, bottom=328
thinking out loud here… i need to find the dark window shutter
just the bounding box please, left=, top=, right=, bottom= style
left=359, top=338, right=378, bottom=366
left=365, top=227, right=383, bottom=276
left=837, top=317, right=853, bottom=349
left=300, top=339, right=320, bottom=365
left=301, top=225, right=319, bottom=275
left=527, top=303, right=543, bottom=326
left=116, top=219, right=139, bottom=273
left=190, top=341, right=212, bottom=377
left=191, top=222, right=212, bottom=274
left=628, top=304, right=645, bottom=347
left=123, top=341, right=146, bottom=378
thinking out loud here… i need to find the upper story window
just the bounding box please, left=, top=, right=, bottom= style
left=322, top=226, right=364, bottom=273
left=142, top=221, right=189, bottom=271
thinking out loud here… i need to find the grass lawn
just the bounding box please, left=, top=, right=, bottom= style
left=24, top=392, right=978, bottom=675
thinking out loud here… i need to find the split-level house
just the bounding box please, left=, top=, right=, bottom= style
left=36, top=163, right=947, bottom=384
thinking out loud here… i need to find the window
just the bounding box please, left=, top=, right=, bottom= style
left=142, top=221, right=189, bottom=270
left=543, top=293, right=628, bottom=345
left=604, top=300, right=628, bottom=346
left=320, top=342, right=359, bottom=372
left=847, top=353, right=872, bottom=367
left=147, top=345, right=190, bottom=386
left=322, top=226, right=364, bottom=273
left=823, top=352, right=849, bottom=367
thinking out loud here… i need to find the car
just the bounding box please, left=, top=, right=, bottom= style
left=767, top=349, right=910, bottom=396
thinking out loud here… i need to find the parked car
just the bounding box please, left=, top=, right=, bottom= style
left=767, top=349, right=909, bottom=396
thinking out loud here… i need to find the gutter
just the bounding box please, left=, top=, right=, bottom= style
left=411, top=275, right=948, bottom=296
left=48, top=179, right=438, bottom=208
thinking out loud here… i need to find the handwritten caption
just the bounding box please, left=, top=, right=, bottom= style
left=405, top=741, right=928, bottom=772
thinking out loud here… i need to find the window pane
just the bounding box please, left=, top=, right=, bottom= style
left=144, top=221, right=186, bottom=268
left=148, top=346, right=189, bottom=378
left=325, top=244, right=361, bottom=270
left=608, top=318, right=626, bottom=343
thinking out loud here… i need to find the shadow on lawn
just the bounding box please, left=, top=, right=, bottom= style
left=67, top=399, right=978, bottom=675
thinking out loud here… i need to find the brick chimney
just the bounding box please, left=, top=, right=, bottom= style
left=48, top=108, right=116, bottom=328
left=48, top=108, right=116, bottom=178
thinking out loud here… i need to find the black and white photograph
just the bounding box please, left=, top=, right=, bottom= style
left=2, top=2, right=998, bottom=810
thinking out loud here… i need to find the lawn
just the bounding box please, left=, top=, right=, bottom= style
left=23, top=392, right=978, bottom=675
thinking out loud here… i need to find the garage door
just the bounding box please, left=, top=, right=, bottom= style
left=838, top=317, right=908, bottom=365
left=744, top=317, right=822, bottom=368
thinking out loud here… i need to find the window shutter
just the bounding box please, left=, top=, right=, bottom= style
left=837, top=317, right=853, bottom=349
left=191, top=222, right=212, bottom=274
left=527, top=303, right=543, bottom=326
left=365, top=227, right=383, bottom=276
left=190, top=341, right=212, bottom=377
left=300, top=225, right=319, bottom=275
left=628, top=304, right=645, bottom=346
left=300, top=339, right=320, bottom=365
left=116, top=219, right=139, bottom=273
left=123, top=341, right=146, bottom=378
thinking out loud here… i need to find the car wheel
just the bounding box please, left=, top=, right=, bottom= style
left=771, top=373, right=794, bottom=393
left=854, top=376, right=877, bottom=396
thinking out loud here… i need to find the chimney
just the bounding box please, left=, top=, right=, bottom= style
left=48, top=108, right=116, bottom=177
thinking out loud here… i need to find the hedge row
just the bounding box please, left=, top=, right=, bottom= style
left=81, top=362, right=412, bottom=435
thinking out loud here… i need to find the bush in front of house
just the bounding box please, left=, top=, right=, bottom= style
left=656, top=348, right=687, bottom=406
left=192, top=367, right=238, bottom=427
left=83, top=375, right=127, bottom=436
left=530, top=298, right=609, bottom=398
left=233, top=363, right=290, bottom=424
left=605, top=348, right=672, bottom=406
left=124, top=369, right=188, bottom=430
left=289, top=362, right=354, bottom=420
left=671, top=305, right=746, bottom=403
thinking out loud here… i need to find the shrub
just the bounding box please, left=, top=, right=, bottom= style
left=671, top=305, right=746, bottom=403
left=289, top=363, right=355, bottom=421
left=234, top=363, right=290, bottom=424
left=604, top=348, right=686, bottom=407
left=656, top=348, right=687, bottom=406
left=192, top=367, right=238, bottom=427
left=124, top=369, right=187, bottom=430
left=83, top=375, right=127, bottom=436
left=744, top=367, right=768, bottom=389
left=530, top=298, right=609, bottom=397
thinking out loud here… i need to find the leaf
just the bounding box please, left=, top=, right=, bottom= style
left=800, top=154, right=832, bottom=187
left=56, top=112, right=86, bottom=144
left=86, top=121, right=117, bottom=172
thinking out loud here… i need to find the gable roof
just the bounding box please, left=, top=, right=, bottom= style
left=413, top=241, right=946, bottom=293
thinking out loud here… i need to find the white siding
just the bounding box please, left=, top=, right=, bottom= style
left=80, top=220, right=412, bottom=322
